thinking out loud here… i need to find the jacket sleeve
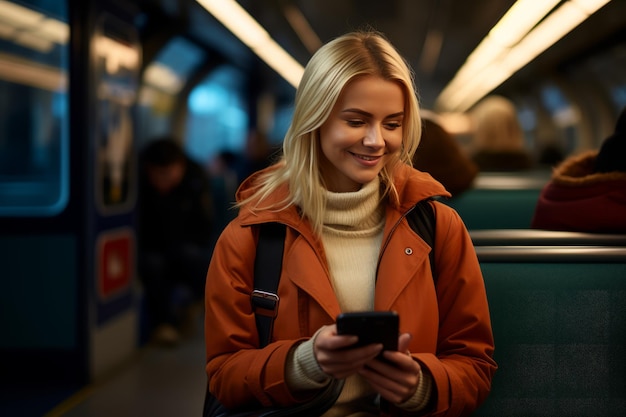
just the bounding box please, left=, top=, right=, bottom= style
left=204, top=220, right=305, bottom=409
left=413, top=204, right=497, bottom=417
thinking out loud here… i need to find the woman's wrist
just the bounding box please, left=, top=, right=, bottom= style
left=285, top=329, right=332, bottom=391
left=396, top=368, right=433, bottom=412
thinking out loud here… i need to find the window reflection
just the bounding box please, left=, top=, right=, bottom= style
left=0, top=0, right=68, bottom=216
left=578, top=42, right=626, bottom=113
left=94, top=14, right=140, bottom=213
left=137, top=36, right=206, bottom=146
left=185, top=65, right=248, bottom=165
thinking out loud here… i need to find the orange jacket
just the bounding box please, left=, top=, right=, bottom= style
left=205, top=164, right=496, bottom=416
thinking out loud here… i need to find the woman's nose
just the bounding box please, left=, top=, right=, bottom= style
left=363, top=124, right=384, bottom=147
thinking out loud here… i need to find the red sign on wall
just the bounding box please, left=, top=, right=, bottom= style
left=97, top=228, right=134, bottom=301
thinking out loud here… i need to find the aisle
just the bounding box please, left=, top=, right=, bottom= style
left=46, top=325, right=206, bottom=417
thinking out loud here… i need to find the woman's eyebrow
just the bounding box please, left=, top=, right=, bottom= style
left=341, top=108, right=404, bottom=118
left=386, top=111, right=405, bottom=119
left=341, top=108, right=371, bottom=117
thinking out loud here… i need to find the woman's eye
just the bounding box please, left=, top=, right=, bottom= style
left=347, top=120, right=365, bottom=127
left=385, top=122, right=402, bottom=130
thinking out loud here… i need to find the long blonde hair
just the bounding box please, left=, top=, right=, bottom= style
left=238, top=31, right=422, bottom=234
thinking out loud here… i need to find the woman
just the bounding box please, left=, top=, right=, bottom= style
left=205, top=31, right=496, bottom=416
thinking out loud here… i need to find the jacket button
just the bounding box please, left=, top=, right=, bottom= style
left=405, top=247, right=413, bottom=255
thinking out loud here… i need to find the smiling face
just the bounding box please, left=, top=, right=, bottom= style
left=318, top=75, right=405, bottom=192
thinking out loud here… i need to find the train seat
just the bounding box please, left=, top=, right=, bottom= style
left=470, top=229, right=626, bottom=247
left=443, top=171, right=550, bottom=230
left=473, top=244, right=626, bottom=416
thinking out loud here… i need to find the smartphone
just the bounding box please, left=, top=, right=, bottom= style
left=336, top=311, right=399, bottom=351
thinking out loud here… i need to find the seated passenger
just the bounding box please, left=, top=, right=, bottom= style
left=531, top=106, right=626, bottom=233
left=469, top=95, right=533, bottom=172
left=413, top=113, right=479, bottom=197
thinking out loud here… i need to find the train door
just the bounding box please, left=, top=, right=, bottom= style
left=86, top=0, right=141, bottom=380
left=0, top=0, right=141, bottom=413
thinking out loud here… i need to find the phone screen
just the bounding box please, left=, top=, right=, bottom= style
left=336, top=311, right=399, bottom=351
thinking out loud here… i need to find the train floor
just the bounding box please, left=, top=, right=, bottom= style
left=44, top=318, right=207, bottom=417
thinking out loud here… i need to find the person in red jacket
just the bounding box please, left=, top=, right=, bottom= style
left=531, top=106, right=626, bottom=233
left=204, top=31, right=496, bottom=416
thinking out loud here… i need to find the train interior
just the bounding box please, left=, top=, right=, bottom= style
left=1, top=0, right=626, bottom=415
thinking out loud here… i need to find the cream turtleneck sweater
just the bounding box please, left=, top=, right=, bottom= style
left=285, top=178, right=431, bottom=415
left=321, top=178, right=385, bottom=312
left=286, top=179, right=384, bottom=415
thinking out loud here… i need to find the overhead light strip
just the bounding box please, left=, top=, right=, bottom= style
left=436, top=0, right=612, bottom=112
left=195, top=0, right=304, bottom=88
left=283, top=4, right=322, bottom=54
left=0, top=51, right=66, bottom=91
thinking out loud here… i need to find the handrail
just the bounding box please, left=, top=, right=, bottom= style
left=471, top=171, right=550, bottom=190
left=470, top=229, right=626, bottom=246
left=475, top=245, right=626, bottom=263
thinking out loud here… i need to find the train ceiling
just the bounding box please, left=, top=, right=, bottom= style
left=237, top=0, right=520, bottom=109
left=142, top=0, right=626, bottom=110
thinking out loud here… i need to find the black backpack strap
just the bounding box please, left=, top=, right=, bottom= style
left=406, top=198, right=437, bottom=283
left=251, top=222, right=286, bottom=347
left=204, top=222, right=345, bottom=417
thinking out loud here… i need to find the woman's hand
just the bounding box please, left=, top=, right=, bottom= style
left=358, top=333, right=421, bottom=404
left=313, top=324, right=383, bottom=379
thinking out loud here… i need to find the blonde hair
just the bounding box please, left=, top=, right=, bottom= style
left=238, top=31, right=422, bottom=234
left=471, top=95, right=526, bottom=152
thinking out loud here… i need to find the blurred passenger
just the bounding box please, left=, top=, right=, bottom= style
left=244, top=128, right=276, bottom=175
left=537, top=142, right=565, bottom=168
left=413, top=113, right=479, bottom=196
left=470, top=95, right=533, bottom=171
left=531, top=106, right=626, bottom=232
left=207, top=150, right=241, bottom=233
left=138, top=138, right=214, bottom=346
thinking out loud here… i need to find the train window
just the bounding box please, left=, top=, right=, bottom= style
left=516, top=103, right=537, bottom=148
left=614, top=85, right=626, bottom=109
left=0, top=0, right=69, bottom=216
left=268, top=103, right=294, bottom=145
left=94, top=13, right=141, bottom=213
left=138, top=36, right=206, bottom=145
left=579, top=42, right=626, bottom=112
left=185, top=65, right=249, bottom=165
left=540, top=83, right=579, bottom=154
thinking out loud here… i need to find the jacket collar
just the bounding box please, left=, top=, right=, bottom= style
left=390, top=163, right=451, bottom=210
left=235, top=163, right=450, bottom=227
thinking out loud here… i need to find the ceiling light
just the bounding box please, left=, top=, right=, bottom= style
left=572, top=0, right=612, bottom=14
left=283, top=4, right=322, bottom=54
left=0, top=0, right=43, bottom=28
left=144, top=63, right=184, bottom=94
left=0, top=52, right=66, bottom=91
left=436, top=0, right=613, bottom=112
left=36, top=18, right=70, bottom=45
left=504, top=3, right=588, bottom=74
left=14, top=31, right=53, bottom=53
left=94, top=36, right=140, bottom=74
left=489, top=0, right=561, bottom=47
left=195, top=0, right=304, bottom=88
